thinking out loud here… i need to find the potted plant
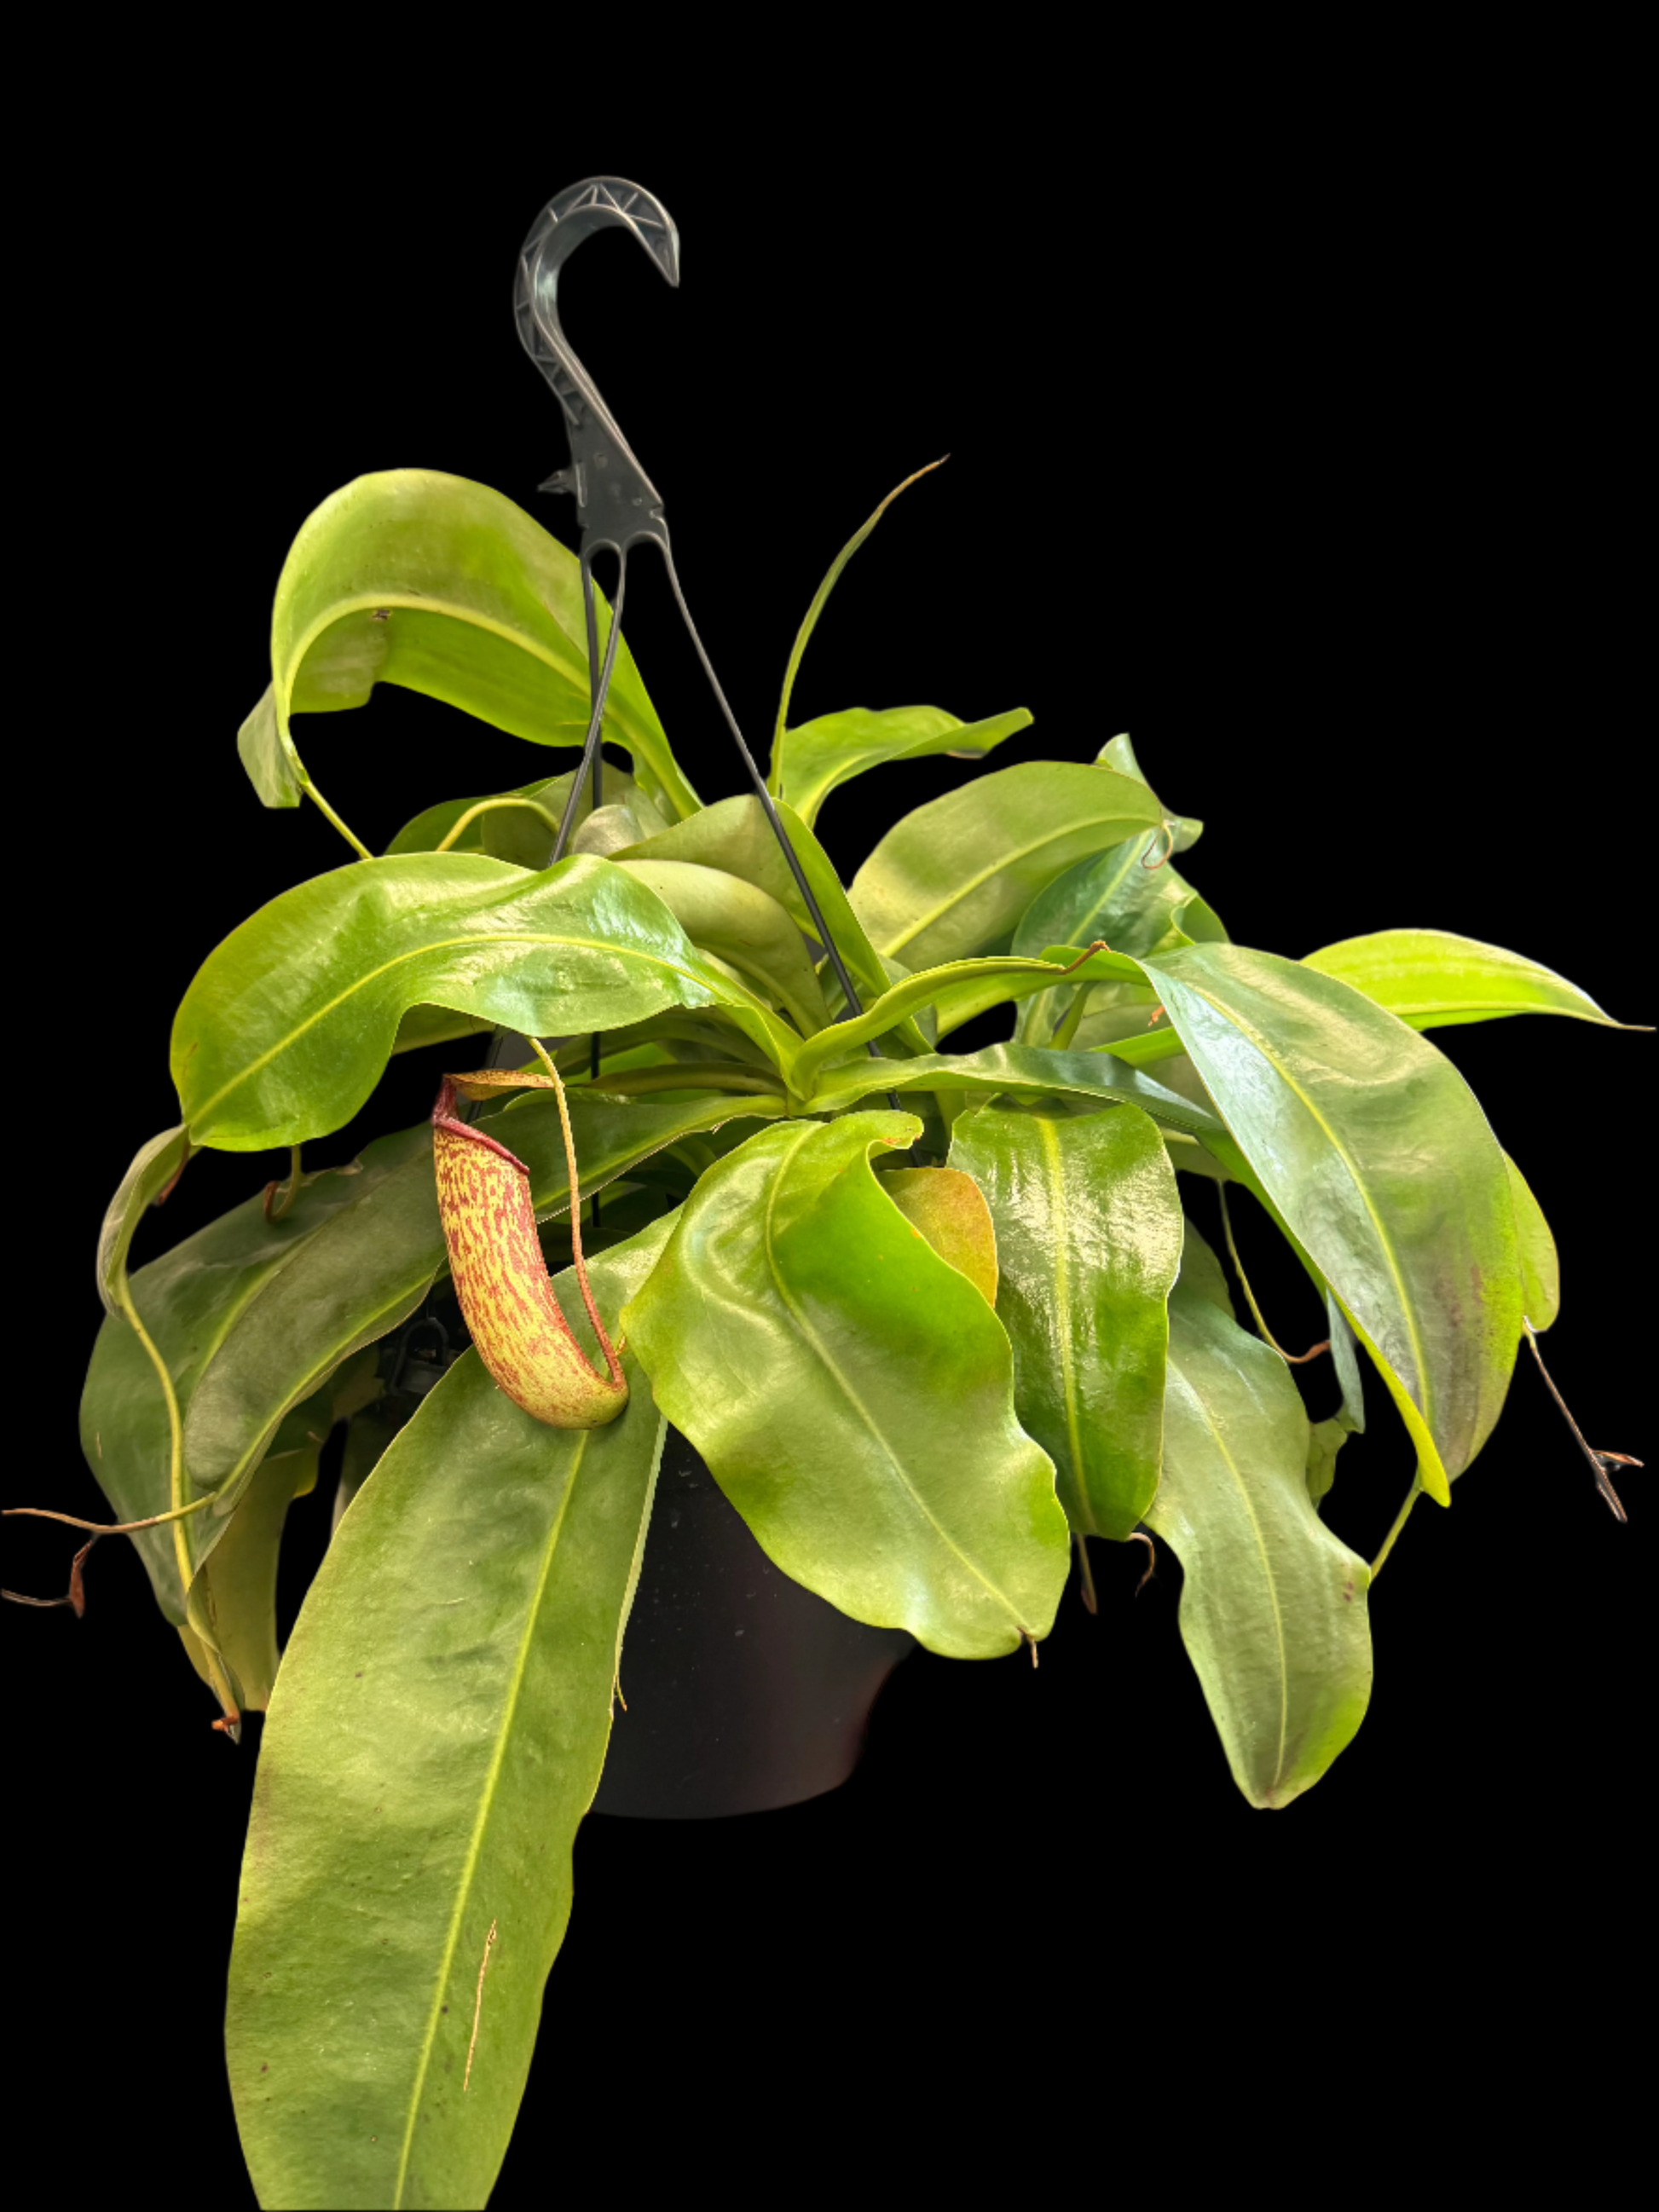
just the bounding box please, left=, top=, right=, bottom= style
left=11, top=459, right=1639, bottom=2208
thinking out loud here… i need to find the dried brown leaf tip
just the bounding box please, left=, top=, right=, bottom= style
left=432, top=1060, right=627, bottom=1430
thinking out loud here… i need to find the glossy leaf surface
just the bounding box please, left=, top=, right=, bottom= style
left=1303, top=927, right=1641, bottom=1031
left=613, top=794, right=927, bottom=1054
left=850, top=760, right=1164, bottom=970
left=1147, top=1244, right=1373, bottom=1807
left=238, top=470, right=697, bottom=824
left=778, top=704, right=1031, bottom=829
left=227, top=1224, right=671, bottom=2211
left=172, top=852, right=785, bottom=1150
left=1010, top=836, right=1226, bottom=1045
left=1137, top=943, right=1523, bottom=1502
left=612, top=858, right=830, bottom=1034
left=805, top=1042, right=1228, bottom=1145
left=951, top=1103, right=1182, bottom=1539
left=1507, top=1155, right=1560, bottom=1331
left=622, top=1114, right=1070, bottom=1657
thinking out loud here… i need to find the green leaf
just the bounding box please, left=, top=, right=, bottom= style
left=849, top=760, right=1164, bottom=970
left=612, top=858, right=830, bottom=1035
left=613, top=794, right=928, bottom=1055
left=172, top=852, right=794, bottom=1150
left=879, top=1165, right=999, bottom=1305
left=950, top=1104, right=1182, bottom=1539
left=226, top=1222, right=672, bottom=2211
left=1093, top=733, right=1204, bottom=851
left=804, top=1041, right=1228, bottom=1147
left=96, top=1124, right=191, bottom=1318
left=239, top=469, right=698, bottom=829
left=790, top=948, right=1140, bottom=1099
left=1305, top=1418, right=1351, bottom=1510
left=176, top=1447, right=317, bottom=1711
left=1009, top=838, right=1227, bottom=1045
left=621, top=1114, right=1070, bottom=1658
left=1302, top=927, right=1645, bottom=1032
left=778, top=705, right=1032, bottom=829
left=1136, top=943, right=1523, bottom=1505
left=1146, top=1250, right=1374, bottom=1807
left=1507, top=1154, right=1560, bottom=1331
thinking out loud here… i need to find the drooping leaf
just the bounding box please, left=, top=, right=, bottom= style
left=1303, top=927, right=1645, bottom=1032
left=1146, top=1245, right=1373, bottom=1808
left=171, top=852, right=795, bottom=1151
left=1133, top=942, right=1523, bottom=1505
left=849, top=760, right=1164, bottom=971
left=622, top=1113, right=1070, bottom=1658
left=238, top=469, right=698, bottom=829
left=174, top=1447, right=317, bottom=1712
left=879, top=1166, right=999, bottom=1304
left=226, top=1222, right=672, bottom=2212
left=777, top=705, right=1032, bottom=829
left=951, top=1103, right=1182, bottom=1540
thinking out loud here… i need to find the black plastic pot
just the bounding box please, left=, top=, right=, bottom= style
left=591, top=1429, right=914, bottom=1820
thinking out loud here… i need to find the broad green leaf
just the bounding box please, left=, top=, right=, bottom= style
left=1507, top=1155, right=1560, bottom=1331
left=613, top=794, right=928, bottom=1055
left=950, top=1103, right=1182, bottom=1540
left=612, top=858, right=830, bottom=1035
left=622, top=1114, right=1070, bottom=1658
left=1146, top=1252, right=1373, bottom=1808
left=1303, top=927, right=1644, bottom=1032
left=1136, top=943, right=1523, bottom=1505
left=226, top=1222, right=672, bottom=2212
left=1009, top=837, right=1226, bottom=1045
left=171, top=852, right=794, bottom=1150
left=850, top=760, right=1164, bottom=970
left=1174, top=1212, right=1235, bottom=1315
left=1305, top=1418, right=1352, bottom=1510
left=778, top=705, right=1032, bottom=829
left=238, top=469, right=698, bottom=829
left=804, top=1042, right=1228, bottom=1146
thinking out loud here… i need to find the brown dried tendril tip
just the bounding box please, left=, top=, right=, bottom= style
left=432, top=1063, right=628, bottom=1429
left=1522, top=1319, right=1639, bottom=1524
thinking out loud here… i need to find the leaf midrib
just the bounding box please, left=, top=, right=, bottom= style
left=760, top=1128, right=1029, bottom=1635
left=392, top=1418, right=590, bottom=2208
left=1036, top=1118, right=1088, bottom=1519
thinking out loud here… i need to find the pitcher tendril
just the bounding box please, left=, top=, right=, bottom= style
left=1522, top=1318, right=1639, bottom=1522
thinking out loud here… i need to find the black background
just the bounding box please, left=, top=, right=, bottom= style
left=9, top=112, right=1645, bottom=2200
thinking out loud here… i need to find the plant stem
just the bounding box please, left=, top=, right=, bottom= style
left=1051, top=988, right=1094, bottom=1052
left=1217, top=1184, right=1328, bottom=1364
left=1370, top=1478, right=1421, bottom=1580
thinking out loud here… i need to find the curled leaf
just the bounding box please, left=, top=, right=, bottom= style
left=880, top=1166, right=999, bottom=1305
left=433, top=1067, right=627, bottom=1429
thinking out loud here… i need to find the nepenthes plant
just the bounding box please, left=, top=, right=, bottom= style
left=9, top=179, right=1645, bottom=2211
